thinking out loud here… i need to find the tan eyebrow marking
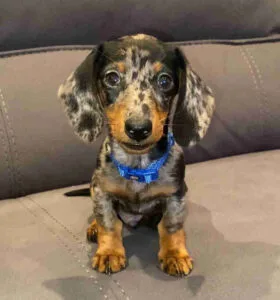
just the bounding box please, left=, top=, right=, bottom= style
left=153, top=61, right=163, bottom=73
left=116, top=62, right=126, bottom=73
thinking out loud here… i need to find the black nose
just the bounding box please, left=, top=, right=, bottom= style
left=125, top=118, right=152, bottom=142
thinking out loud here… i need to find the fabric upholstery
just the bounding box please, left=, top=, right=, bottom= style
left=1, top=2, right=280, bottom=299
left=1, top=0, right=280, bottom=51
left=1, top=150, right=279, bottom=299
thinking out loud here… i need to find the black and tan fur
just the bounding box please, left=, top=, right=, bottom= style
left=58, top=34, right=215, bottom=276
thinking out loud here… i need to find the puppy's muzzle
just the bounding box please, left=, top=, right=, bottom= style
left=125, top=118, right=152, bottom=142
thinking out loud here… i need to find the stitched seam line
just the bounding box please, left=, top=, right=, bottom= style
left=239, top=47, right=264, bottom=138
left=243, top=47, right=268, bottom=138
left=0, top=88, right=25, bottom=197
left=18, top=196, right=115, bottom=300
left=0, top=122, right=13, bottom=198
left=0, top=88, right=17, bottom=197
left=0, top=36, right=280, bottom=59
left=28, top=195, right=130, bottom=300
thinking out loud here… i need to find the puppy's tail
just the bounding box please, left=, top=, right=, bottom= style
left=64, top=188, right=90, bottom=197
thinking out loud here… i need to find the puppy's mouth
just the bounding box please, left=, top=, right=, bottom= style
left=120, top=142, right=153, bottom=153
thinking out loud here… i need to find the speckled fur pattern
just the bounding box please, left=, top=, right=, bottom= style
left=91, top=136, right=187, bottom=230
left=58, top=50, right=104, bottom=142
left=58, top=33, right=215, bottom=230
left=58, top=34, right=215, bottom=275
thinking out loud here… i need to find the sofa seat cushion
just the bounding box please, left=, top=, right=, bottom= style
left=1, top=150, right=279, bottom=299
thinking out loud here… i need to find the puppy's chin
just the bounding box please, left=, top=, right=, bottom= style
left=119, top=142, right=154, bottom=155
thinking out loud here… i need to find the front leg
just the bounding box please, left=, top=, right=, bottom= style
left=158, top=190, right=193, bottom=277
left=90, top=186, right=126, bottom=274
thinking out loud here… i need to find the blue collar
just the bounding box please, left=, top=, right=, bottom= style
left=110, top=133, right=175, bottom=184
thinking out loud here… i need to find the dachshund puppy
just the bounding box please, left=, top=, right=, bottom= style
left=58, top=34, right=215, bottom=276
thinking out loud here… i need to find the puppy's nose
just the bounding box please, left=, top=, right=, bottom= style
left=125, top=118, right=152, bottom=142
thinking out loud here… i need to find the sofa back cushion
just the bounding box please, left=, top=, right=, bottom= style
left=1, top=0, right=280, bottom=51
left=0, top=38, right=279, bottom=199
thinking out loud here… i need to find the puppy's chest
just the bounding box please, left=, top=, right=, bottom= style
left=128, top=180, right=147, bottom=194
left=102, top=174, right=175, bottom=202
left=113, top=179, right=171, bottom=223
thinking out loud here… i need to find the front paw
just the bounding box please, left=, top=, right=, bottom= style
left=159, top=251, right=193, bottom=277
left=92, top=251, right=127, bottom=274
left=87, top=219, right=98, bottom=243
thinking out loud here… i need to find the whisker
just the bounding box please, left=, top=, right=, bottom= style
left=162, top=123, right=185, bottom=126
left=104, top=123, right=185, bottom=127
left=158, top=116, right=168, bottom=122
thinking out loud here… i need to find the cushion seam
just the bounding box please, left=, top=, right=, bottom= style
left=0, top=88, right=17, bottom=197
left=239, top=46, right=264, bottom=138
left=17, top=196, right=117, bottom=299
left=242, top=47, right=268, bottom=139
left=0, top=88, right=25, bottom=197
left=0, top=114, right=13, bottom=198
left=27, top=195, right=130, bottom=300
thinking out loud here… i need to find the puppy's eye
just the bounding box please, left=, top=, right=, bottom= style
left=104, top=71, right=120, bottom=87
left=157, top=73, right=174, bottom=92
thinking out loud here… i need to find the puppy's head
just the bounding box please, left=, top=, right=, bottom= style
left=58, top=34, right=215, bottom=153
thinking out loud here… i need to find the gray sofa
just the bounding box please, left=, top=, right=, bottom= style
left=1, top=1, right=280, bottom=299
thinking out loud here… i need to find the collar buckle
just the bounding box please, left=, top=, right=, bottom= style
left=126, top=170, right=159, bottom=184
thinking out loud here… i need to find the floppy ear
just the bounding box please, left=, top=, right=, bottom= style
left=58, top=46, right=104, bottom=143
left=172, top=48, right=215, bottom=147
